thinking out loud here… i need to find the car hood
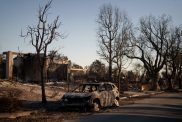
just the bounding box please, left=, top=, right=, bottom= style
left=63, top=92, right=92, bottom=98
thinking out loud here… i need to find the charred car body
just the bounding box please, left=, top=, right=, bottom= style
left=60, top=82, right=119, bottom=111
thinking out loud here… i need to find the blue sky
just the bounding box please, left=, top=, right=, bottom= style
left=0, top=0, right=182, bottom=67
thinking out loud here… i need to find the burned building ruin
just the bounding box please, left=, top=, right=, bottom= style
left=0, top=51, right=72, bottom=83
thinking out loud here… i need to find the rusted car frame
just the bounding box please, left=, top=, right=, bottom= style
left=60, top=82, right=119, bottom=112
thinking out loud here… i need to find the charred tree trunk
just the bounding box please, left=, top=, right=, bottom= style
left=166, top=62, right=176, bottom=90
left=40, top=65, right=47, bottom=104
left=177, top=65, right=182, bottom=89
left=109, top=59, right=112, bottom=81
left=118, top=69, right=122, bottom=94
left=179, top=77, right=182, bottom=89
left=177, top=67, right=182, bottom=89
left=147, top=71, right=160, bottom=91
left=167, top=78, right=173, bottom=90
left=38, top=54, right=47, bottom=104
left=150, top=78, right=159, bottom=90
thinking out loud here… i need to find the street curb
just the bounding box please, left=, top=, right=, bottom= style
left=120, top=91, right=165, bottom=100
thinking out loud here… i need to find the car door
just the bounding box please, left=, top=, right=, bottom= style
left=98, top=84, right=109, bottom=107
left=105, top=83, right=115, bottom=106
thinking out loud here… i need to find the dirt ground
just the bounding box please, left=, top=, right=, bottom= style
left=0, top=79, right=135, bottom=122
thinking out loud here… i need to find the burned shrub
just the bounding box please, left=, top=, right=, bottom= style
left=0, top=97, right=22, bottom=112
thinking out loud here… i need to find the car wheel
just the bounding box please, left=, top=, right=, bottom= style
left=81, top=105, right=88, bottom=112
left=93, top=101, right=100, bottom=112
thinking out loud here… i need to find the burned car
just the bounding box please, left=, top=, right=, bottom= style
left=60, top=82, right=119, bottom=111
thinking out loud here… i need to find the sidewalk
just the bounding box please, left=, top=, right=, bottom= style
left=120, top=91, right=164, bottom=100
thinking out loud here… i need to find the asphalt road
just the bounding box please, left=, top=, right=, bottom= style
left=65, top=92, right=182, bottom=122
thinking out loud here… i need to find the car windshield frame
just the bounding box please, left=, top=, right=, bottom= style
left=72, top=83, right=102, bottom=93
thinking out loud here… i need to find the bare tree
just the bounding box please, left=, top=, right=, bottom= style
left=97, top=4, right=130, bottom=81
left=21, top=0, right=62, bottom=103
left=126, top=15, right=173, bottom=90
left=165, top=26, right=182, bottom=89
left=112, top=14, right=133, bottom=92
left=175, top=51, right=182, bottom=89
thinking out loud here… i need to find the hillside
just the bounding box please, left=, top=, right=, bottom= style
left=0, top=80, right=90, bottom=121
